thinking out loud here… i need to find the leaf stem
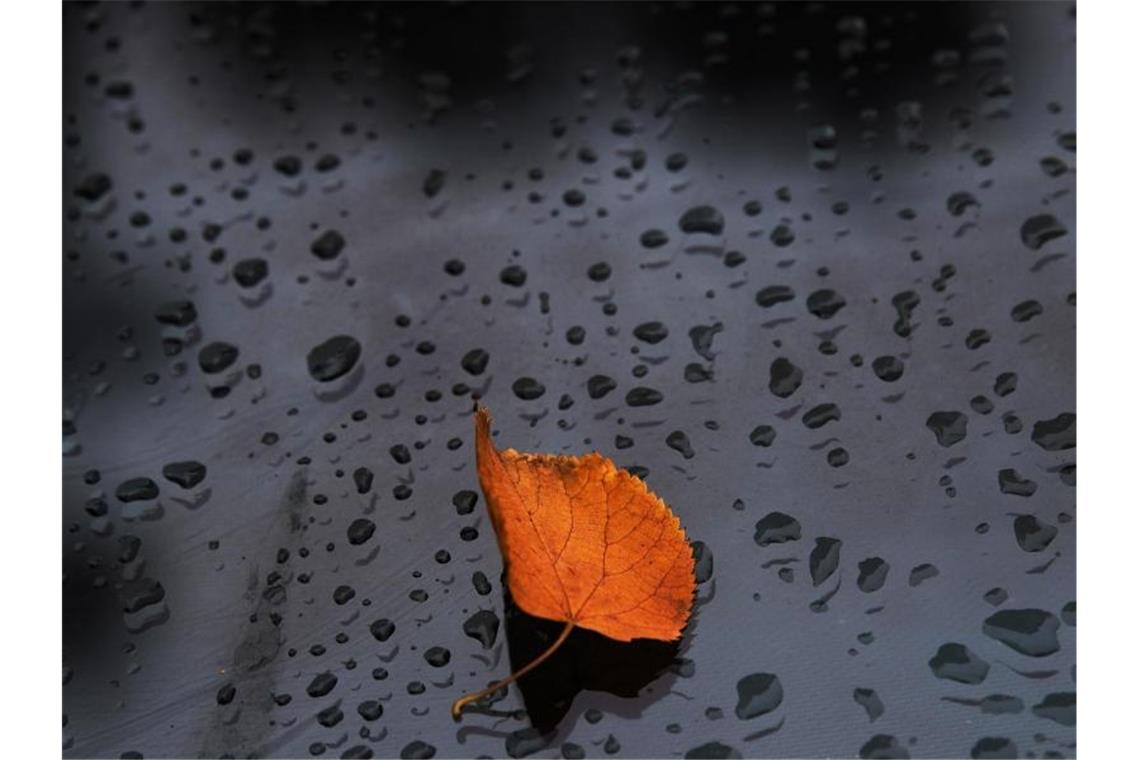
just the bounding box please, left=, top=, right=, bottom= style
left=451, top=620, right=575, bottom=721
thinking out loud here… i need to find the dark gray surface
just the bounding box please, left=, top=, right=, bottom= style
left=63, top=3, right=1075, bottom=758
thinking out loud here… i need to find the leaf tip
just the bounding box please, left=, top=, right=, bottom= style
left=474, top=402, right=493, bottom=438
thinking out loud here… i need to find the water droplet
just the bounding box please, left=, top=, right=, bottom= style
left=307, top=335, right=361, bottom=382
left=679, top=205, right=724, bottom=235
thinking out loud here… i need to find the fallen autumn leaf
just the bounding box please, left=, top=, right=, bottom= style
left=452, top=404, right=696, bottom=720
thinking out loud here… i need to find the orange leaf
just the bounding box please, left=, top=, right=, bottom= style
left=452, top=404, right=695, bottom=719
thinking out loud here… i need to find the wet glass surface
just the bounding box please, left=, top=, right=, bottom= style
left=62, top=2, right=1075, bottom=757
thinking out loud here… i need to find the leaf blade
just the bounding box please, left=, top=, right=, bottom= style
left=475, top=405, right=695, bottom=642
